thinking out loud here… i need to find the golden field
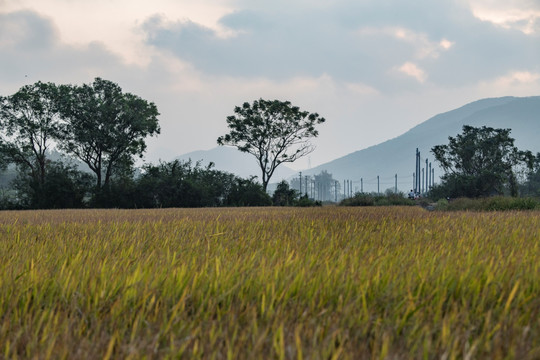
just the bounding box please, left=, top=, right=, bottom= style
left=0, top=207, right=538, bottom=359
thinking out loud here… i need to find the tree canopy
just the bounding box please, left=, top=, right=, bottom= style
left=57, top=78, right=160, bottom=192
left=0, top=79, right=282, bottom=210
left=431, top=125, right=534, bottom=198
left=217, top=99, right=325, bottom=191
left=0, top=81, right=62, bottom=187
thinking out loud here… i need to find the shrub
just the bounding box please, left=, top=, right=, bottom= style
left=435, top=198, right=449, bottom=210
left=340, top=193, right=375, bottom=206
left=443, top=196, right=540, bottom=211
left=340, top=192, right=415, bottom=207
left=296, top=195, right=322, bottom=207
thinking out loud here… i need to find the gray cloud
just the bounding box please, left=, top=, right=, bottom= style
left=0, top=10, right=57, bottom=51
left=142, top=0, right=540, bottom=90
left=426, top=24, right=540, bottom=86
left=0, top=11, right=134, bottom=87
left=1, top=5, right=539, bottom=170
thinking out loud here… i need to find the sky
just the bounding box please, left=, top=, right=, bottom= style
left=1, top=0, right=539, bottom=170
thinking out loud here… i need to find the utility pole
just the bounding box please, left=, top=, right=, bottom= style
left=413, top=148, right=418, bottom=192
left=335, top=180, right=338, bottom=202
left=415, top=148, right=420, bottom=193
left=361, top=178, right=363, bottom=193
left=305, top=176, right=308, bottom=196
left=299, top=172, right=302, bottom=194
left=377, top=175, right=380, bottom=195
left=395, top=174, right=397, bottom=193
left=422, top=168, right=424, bottom=194
left=425, top=159, right=428, bottom=194
left=428, top=163, right=432, bottom=190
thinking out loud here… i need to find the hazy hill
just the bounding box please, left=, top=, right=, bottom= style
left=175, top=146, right=297, bottom=181
left=303, top=96, right=540, bottom=193
left=173, top=96, right=539, bottom=193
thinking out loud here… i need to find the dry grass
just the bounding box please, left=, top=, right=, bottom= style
left=0, top=207, right=539, bottom=359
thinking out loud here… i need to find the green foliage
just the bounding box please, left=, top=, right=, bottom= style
left=217, top=99, right=325, bottom=191
left=341, top=193, right=375, bottom=206
left=340, top=192, right=415, bottom=206
left=432, top=125, right=534, bottom=198
left=520, top=152, right=540, bottom=197
left=272, top=180, right=298, bottom=206
left=224, top=177, right=272, bottom=207
left=0, top=81, right=63, bottom=189
left=0, top=187, right=22, bottom=210
left=272, top=180, right=321, bottom=206
left=12, top=161, right=92, bottom=209
left=134, top=160, right=271, bottom=208
left=438, top=196, right=540, bottom=211
left=296, top=194, right=322, bottom=207
left=57, top=78, right=160, bottom=191
left=435, top=198, right=449, bottom=210
left=0, top=79, right=162, bottom=209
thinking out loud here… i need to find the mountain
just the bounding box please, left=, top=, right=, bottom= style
left=175, top=146, right=297, bottom=181
left=303, top=96, right=540, bottom=193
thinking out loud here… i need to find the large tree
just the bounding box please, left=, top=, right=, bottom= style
left=0, top=81, right=62, bottom=189
left=521, top=152, right=540, bottom=196
left=431, top=125, right=534, bottom=197
left=58, top=78, right=160, bottom=192
left=217, top=99, right=325, bottom=191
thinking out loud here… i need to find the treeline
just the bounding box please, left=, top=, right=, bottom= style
left=0, top=159, right=273, bottom=210
left=0, top=79, right=277, bottom=209
left=430, top=125, right=540, bottom=199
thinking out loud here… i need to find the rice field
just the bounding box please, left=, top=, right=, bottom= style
left=0, top=207, right=539, bottom=359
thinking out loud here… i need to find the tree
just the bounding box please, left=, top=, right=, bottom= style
left=134, top=160, right=271, bottom=208
left=521, top=152, right=540, bottom=196
left=224, top=177, right=272, bottom=207
left=431, top=125, right=534, bottom=198
left=272, top=180, right=298, bottom=206
left=13, top=161, right=92, bottom=209
left=57, top=78, right=160, bottom=193
left=217, top=99, right=325, bottom=191
left=0, top=82, right=62, bottom=190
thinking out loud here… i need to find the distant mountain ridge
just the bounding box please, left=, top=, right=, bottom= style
left=173, top=96, right=539, bottom=193
left=303, top=96, right=540, bottom=193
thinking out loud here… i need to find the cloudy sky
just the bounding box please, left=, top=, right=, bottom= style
left=1, top=0, right=539, bottom=169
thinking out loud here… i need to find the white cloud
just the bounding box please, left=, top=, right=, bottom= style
left=397, top=62, right=427, bottom=83
left=466, top=0, right=540, bottom=34
left=357, top=26, right=454, bottom=59
left=1, top=0, right=236, bottom=65
left=439, top=39, right=454, bottom=50
left=478, top=71, right=540, bottom=92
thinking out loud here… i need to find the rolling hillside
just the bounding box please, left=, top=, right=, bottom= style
left=303, top=96, right=540, bottom=193
left=175, top=145, right=297, bottom=181
left=174, top=96, right=539, bottom=193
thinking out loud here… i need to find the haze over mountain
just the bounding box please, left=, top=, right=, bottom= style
left=302, top=96, right=540, bottom=193
left=175, top=96, right=539, bottom=193
left=175, top=146, right=297, bottom=181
